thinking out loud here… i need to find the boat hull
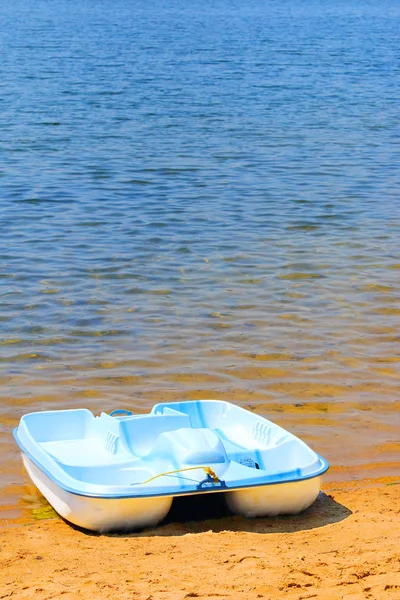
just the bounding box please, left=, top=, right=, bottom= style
left=225, top=476, right=321, bottom=517
left=23, top=455, right=173, bottom=532
left=23, top=453, right=321, bottom=532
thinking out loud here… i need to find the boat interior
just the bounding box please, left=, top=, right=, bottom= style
left=17, top=401, right=320, bottom=489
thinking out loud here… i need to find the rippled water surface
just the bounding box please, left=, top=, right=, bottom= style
left=1, top=0, right=399, bottom=517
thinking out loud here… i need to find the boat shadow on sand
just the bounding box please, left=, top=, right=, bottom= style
left=69, top=490, right=352, bottom=537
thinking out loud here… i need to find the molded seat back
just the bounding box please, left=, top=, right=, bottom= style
left=20, top=409, right=94, bottom=443
left=119, top=414, right=191, bottom=457
left=151, top=427, right=228, bottom=465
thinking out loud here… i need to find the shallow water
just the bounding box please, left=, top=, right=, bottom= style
left=1, top=0, right=399, bottom=517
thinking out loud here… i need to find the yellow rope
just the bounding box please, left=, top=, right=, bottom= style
left=140, top=466, right=219, bottom=485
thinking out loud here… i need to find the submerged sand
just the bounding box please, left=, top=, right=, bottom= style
left=0, top=477, right=399, bottom=600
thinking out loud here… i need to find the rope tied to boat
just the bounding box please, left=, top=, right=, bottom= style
left=139, top=466, right=220, bottom=485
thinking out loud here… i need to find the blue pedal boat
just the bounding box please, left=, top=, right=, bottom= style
left=14, top=400, right=329, bottom=531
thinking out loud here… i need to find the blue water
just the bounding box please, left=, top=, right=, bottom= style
left=0, top=0, right=399, bottom=505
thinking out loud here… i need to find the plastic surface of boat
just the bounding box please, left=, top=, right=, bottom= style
left=14, top=400, right=329, bottom=531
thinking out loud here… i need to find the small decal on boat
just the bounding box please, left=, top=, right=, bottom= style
left=239, top=457, right=259, bottom=469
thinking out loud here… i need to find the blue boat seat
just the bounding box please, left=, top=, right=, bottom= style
left=150, top=427, right=228, bottom=465
left=119, top=414, right=191, bottom=457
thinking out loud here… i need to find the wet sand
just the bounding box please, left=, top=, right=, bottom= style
left=1, top=477, right=399, bottom=600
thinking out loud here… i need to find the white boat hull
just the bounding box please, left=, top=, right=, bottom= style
left=23, top=454, right=321, bottom=532
left=225, top=476, right=321, bottom=517
left=23, top=455, right=173, bottom=532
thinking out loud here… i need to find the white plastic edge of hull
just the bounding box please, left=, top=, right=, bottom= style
left=22, top=454, right=173, bottom=532
left=22, top=454, right=321, bottom=531
left=225, top=476, right=321, bottom=517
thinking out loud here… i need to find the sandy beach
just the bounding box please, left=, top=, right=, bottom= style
left=1, top=476, right=399, bottom=600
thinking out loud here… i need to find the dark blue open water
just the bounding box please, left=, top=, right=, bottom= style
left=0, top=0, right=399, bottom=513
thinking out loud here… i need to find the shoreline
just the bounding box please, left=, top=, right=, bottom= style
left=1, top=476, right=399, bottom=599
